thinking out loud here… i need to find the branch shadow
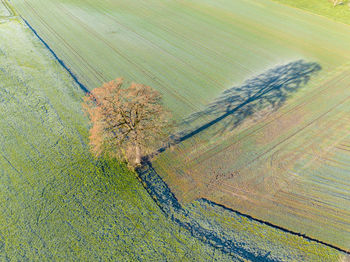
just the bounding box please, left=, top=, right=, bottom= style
left=174, top=60, right=321, bottom=144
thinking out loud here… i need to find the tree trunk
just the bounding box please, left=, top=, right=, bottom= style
left=135, top=144, right=141, bottom=165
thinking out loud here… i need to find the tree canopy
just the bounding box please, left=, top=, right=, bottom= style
left=83, top=78, right=171, bottom=167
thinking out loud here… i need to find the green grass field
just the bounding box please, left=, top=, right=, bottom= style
left=274, top=0, right=350, bottom=25
left=10, top=0, right=350, bottom=120
left=0, top=13, right=240, bottom=261
left=1, top=3, right=344, bottom=261
left=5, top=0, right=350, bottom=258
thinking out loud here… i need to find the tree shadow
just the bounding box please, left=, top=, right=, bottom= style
left=173, top=60, right=321, bottom=143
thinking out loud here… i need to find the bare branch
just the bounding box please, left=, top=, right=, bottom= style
left=82, top=78, right=172, bottom=168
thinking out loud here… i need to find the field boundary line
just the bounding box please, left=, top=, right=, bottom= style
left=21, top=0, right=107, bottom=85
left=21, top=17, right=89, bottom=94
left=199, top=198, right=350, bottom=254
left=14, top=1, right=350, bottom=258
left=137, top=161, right=350, bottom=257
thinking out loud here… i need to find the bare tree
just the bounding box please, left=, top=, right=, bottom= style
left=83, top=78, right=171, bottom=167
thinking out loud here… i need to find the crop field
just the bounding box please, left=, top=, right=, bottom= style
left=155, top=62, right=350, bottom=250
left=0, top=11, right=239, bottom=261
left=10, top=0, right=350, bottom=120
left=0, top=3, right=343, bottom=261
left=7, top=0, right=350, bottom=258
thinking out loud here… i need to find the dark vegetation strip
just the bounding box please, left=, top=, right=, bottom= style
left=137, top=162, right=277, bottom=262
left=21, top=15, right=350, bottom=260
left=200, top=199, right=350, bottom=255
left=137, top=161, right=350, bottom=257
left=22, top=17, right=89, bottom=94
left=22, top=0, right=107, bottom=83
left=21, top=16, right=247, bottom=261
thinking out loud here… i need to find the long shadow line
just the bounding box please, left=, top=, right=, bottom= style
left=22, top=14, right=349, bottom=258
left=137, top=161, right=350, bottom=261
left=175, top=97, right=252, bottom=143
left=157, top=98, right=253, bottom=154
left=22, top=17, right=89, bottom=94
left=200, top=198, right=350, bottom=255
left=137, top=161, right=277, bottom=261
left=157, top=60, right=321, bottom=156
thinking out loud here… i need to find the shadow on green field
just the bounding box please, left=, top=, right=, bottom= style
left=0, top=18, right=235, bottom=261
left=177, top=60, right=321, bottom=142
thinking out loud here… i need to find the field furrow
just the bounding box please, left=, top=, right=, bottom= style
left=9, top=0, right=350, bottom=253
